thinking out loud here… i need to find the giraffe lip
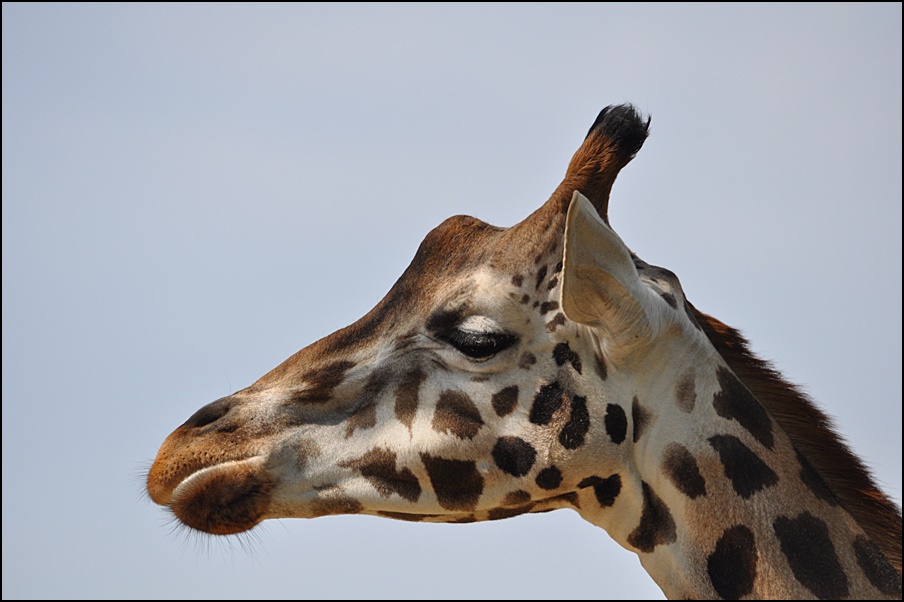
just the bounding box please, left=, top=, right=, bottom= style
left=147, top=452, right=258, bottom=507
left=169, top=457, right=261, bottom=501
left=168, top=457, right=275, bottom=535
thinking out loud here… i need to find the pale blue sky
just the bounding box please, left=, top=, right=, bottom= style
left=3, top=3, right=901, bottom=599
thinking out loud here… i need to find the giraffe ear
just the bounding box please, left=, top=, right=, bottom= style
left=561, top=191, right=660, bottom=343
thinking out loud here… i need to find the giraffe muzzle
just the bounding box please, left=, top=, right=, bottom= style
left=167, top=456, right=274, bottom=535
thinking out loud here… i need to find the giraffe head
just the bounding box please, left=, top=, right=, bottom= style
left=147, top=105, right=901, bottom=598
left=147, top=104, right=662, bottom=532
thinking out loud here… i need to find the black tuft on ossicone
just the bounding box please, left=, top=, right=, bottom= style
left=585, top=104, right=651, bottom=163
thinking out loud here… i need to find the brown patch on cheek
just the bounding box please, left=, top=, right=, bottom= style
left=501, top=490, right=532, bottom=506
left=345, top=403, right=376, bottom=437
left=491, top=385, right=519, bottom=417
left=266, top=437, right=320, bottom=476
left=309, top=495, right=365, bottom=517
left=339, top=448, right=422, bottom=502
left=421, top=454, right=484, bottom=512
left=432, top=391, right=484, bottom=439
left=395, top=368, right=425, bottom=433
left=345, top=373, right=390, bottom=437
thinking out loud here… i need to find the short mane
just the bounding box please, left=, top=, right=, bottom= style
left=689, top=303, right=903, bottom=572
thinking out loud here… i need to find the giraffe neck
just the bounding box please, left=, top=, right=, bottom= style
left=569, top=334, right=900, bottom=599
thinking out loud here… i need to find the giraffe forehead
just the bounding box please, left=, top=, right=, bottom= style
left=271, top=210, right=567, bottom=383
left=449, top=265, right=555, bottom=313
left=353, top=215, right=553, bottom=331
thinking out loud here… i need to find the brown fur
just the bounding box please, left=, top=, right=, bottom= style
left=690, top=302, right=903, bottom=573
left=549, top=104, right=651, bottom=222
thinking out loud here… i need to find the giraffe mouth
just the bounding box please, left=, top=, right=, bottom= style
left=167, top=457, right=276, bottom=535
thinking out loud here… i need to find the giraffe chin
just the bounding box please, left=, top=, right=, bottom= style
left=168, top=457, right=275, bottom=535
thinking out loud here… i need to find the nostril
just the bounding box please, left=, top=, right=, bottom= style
left=184, top=397, right=232, bottom=429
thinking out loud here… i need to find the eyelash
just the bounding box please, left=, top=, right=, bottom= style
left=441, top=329, right=518, bottom=360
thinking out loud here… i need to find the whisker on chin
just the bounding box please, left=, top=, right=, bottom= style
left=162, top=512, right=269, bottom=562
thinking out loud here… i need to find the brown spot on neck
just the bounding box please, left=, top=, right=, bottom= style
left=546, top=312, right=566, bottom=332
left=627, top=482, right=676, bottom=553
left=675, top=371, right=696, bottom=412
left=631, top=396, right=651, bottom=443
left=691, top=302, right=902, bottom=572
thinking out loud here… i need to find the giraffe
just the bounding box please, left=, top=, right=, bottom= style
left=147, top=104, right=902, bottom=599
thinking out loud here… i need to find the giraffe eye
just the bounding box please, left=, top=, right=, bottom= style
left=442, top=329, right=518, bottom=360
